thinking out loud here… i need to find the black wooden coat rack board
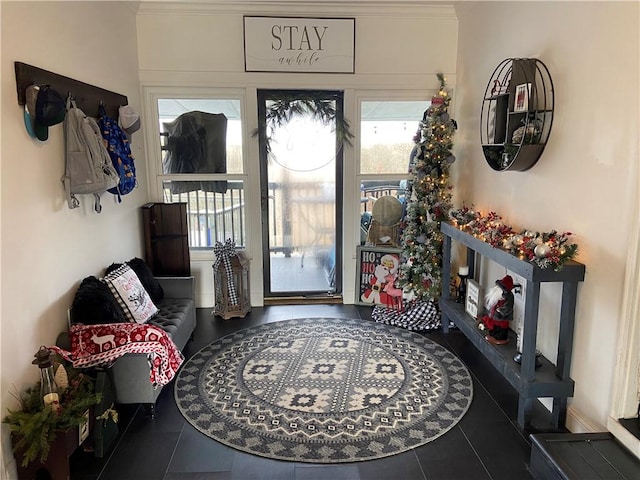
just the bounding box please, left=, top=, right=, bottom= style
left=15, top=62, right=128, bottom=120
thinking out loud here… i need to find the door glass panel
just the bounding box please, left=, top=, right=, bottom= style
left=265, top=105, right=337, bottom=294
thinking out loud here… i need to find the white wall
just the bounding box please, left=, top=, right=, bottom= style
left=453, top=1, right=639, bottom=432
left=1, top=2, right=146, bottom=477
left=136, top=0, right=459, bottom=307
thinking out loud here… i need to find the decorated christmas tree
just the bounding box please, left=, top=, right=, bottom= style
left=370, top=74, right=457, bottom=331
left=398, top=73, right=456, bottom=305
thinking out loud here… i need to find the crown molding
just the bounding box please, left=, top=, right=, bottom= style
left=137, top=1, right=457, bottom=18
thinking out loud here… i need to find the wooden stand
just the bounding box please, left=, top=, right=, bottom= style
left=14, top=413, right=93, bottom=480
left=439, top=222, right=585, bottom=429
left=92, top=371, right=118, bottom=458
left=142, top=203, right=191, bottom=277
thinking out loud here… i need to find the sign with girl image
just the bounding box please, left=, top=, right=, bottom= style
left=356, top=246, right=402, bottom=308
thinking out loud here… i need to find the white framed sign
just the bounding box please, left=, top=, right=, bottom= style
left=244, top=16, right=355, bottom=73
left=465, top=279, right=483, bottom=320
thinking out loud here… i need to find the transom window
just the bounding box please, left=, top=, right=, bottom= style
left=360, top=100, right=427, bottom=175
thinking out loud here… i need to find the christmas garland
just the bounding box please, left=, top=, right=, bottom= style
left=252, top=91, right=354, bottom=154
left=449, top=205, right=579, bottom=270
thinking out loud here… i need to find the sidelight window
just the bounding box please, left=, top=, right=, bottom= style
left=358, top=99, right=429, bottom=244
left=156, top=97, right=246, bottom=249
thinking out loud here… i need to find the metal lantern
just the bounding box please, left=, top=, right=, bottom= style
left=32, top=346, right=61, bottom=412
left=213, top=248, right=251, bottom=319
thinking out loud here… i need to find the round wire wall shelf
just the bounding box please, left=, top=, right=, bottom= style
left=480, top=58, right=554, bottom=171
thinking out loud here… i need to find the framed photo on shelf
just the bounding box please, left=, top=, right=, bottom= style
left=355, top=245, right=402, bottom=307
left=465, top=279, right=483, bottom=319
left=514, top=83, right=531, bottom=112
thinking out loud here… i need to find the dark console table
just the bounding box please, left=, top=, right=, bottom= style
left=439, top=221, right=585, bottom=428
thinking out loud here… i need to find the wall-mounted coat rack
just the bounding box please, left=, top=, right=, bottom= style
left=15, top=62, right=128, bottom=120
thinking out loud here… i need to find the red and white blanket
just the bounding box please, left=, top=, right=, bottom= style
left=51, top=323, right=184, bottom=388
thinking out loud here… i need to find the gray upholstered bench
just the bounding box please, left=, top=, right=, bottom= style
left=59, top=274, right=196, bottom=418
left=108, top=276, right=196, bottom=418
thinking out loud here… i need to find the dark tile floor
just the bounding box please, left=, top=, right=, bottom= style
left=70, top=305, right=561, bottom=480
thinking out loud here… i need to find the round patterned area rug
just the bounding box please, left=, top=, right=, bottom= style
left=175, top=317, right=473, bottom=463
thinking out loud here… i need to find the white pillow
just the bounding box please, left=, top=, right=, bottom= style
left=102, top=264, right=158, bottom=324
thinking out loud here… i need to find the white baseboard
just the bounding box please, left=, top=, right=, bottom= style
left=197, top=293, right=214, bottom=309
left=566, top=404, right=604, bottom=433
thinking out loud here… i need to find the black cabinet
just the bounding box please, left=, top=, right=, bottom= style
left=439, top=222, right=584, bottom=429
left=480, top=58, right=554, bottom=171
left=142, top=203, right=191, bottom=276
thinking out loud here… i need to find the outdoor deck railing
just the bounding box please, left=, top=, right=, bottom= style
left=162, top=180, right=405, bottom=251
left=163, top=181, right=246, bottom=248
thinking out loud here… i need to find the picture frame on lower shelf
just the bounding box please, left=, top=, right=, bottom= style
left=78, top=409, right=90, bottom=445
left=514, top=83, right=531, bottom=112
left=355, top=245, right=402, bottom=307
left=465, top=279, right=483, bottom=319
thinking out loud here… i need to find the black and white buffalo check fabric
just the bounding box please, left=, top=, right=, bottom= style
left=175, top=317, right=472, bottom=463
left=372, top=299, right=441, bottom=331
